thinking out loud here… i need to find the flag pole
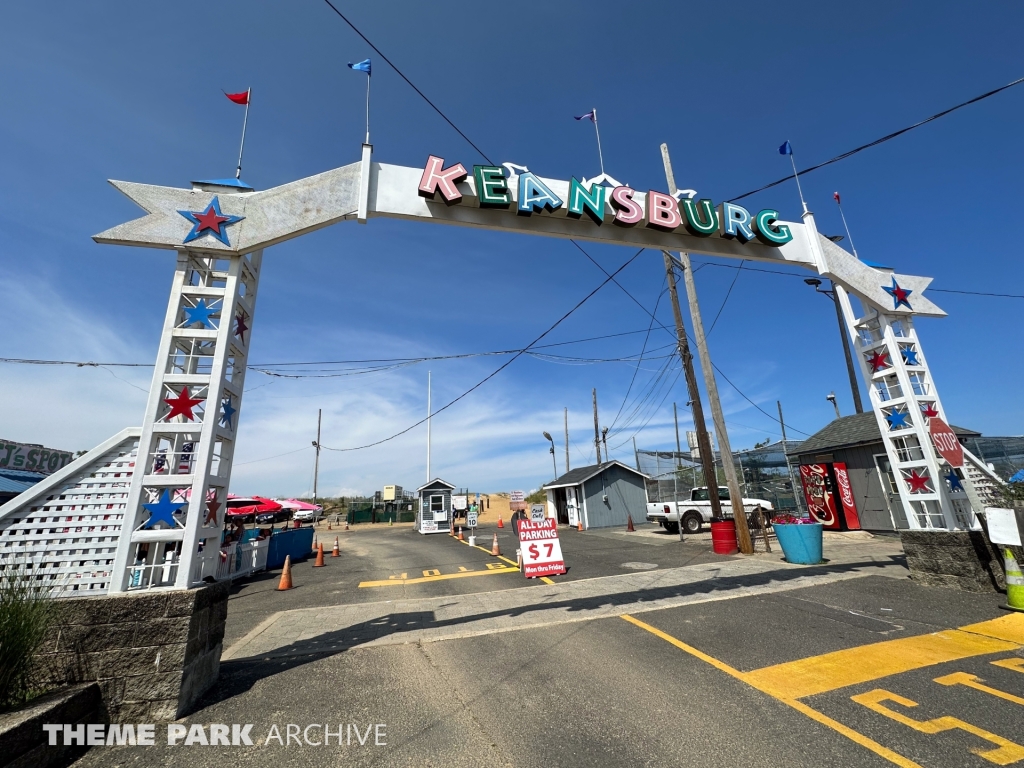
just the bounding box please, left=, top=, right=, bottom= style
left=364, top=73, right=371, bottom=144
left=235, top=87, right=251, bottom=180
left=834, top=195, right=859, bottom=258
left=592, top=108, right=605, bottom=177
left=787, top=149, right=807, bottom=214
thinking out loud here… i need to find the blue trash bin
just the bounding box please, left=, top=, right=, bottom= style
left=773, top=522, right=823, bottom=564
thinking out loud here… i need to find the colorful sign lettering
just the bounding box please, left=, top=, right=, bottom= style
left=799, top=463, right=839, bottom=529
left=516, top=518, right=566, bottom=578
left=832, top=462, right=862, bottom=530
left=417, top=156, right=793, bottom=246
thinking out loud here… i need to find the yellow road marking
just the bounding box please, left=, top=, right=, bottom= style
left=960, top=614, right=1024, bottom=644
left=620, top=614, right=924, bottom=768
left=743, top=627, right=1020, bottom=700
left=359, top=566, right=515, bottom=587
left=456, top=536, right=556, bottom=584
left=934, top=671, right=1024, bottom=705
left=992, top=657, right=1024, bottom=674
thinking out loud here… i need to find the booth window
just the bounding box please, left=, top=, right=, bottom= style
left=430, top=495, right=444, bottom=513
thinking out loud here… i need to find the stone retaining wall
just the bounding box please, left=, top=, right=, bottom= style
left=899, top=529, right=1015, bottom=593
left=0, top=683, right=102, bottom=768
left=33, top=582, right=228, bottom=721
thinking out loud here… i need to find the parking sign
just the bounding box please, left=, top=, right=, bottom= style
left=530, top=504, right=545, bottom=522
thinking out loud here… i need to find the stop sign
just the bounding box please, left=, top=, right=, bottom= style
left=929, top=417, right=963, bottom=468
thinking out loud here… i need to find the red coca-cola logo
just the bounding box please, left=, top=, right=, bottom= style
left=834, top=466, right=854, bottom=508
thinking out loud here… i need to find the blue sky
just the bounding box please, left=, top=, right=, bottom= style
left=2, top=1, right=1022, bottom=497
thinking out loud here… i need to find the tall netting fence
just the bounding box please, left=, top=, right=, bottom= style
left=636, top=440, right=804, bottom=512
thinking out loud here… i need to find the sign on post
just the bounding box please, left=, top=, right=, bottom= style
left=467, top=510, right=478, bottom=529
left=516, top=518, right=566, bottom=578
left=452, top=495, right=468, bottom=511
left=929, top=417, right=964, bottom=468
left=510, top=490, right=525, bottom=502
left=530, top=504, right=546, bottom=522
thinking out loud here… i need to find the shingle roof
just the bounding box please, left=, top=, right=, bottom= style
left=788, top=412, right=980, bottom=457
left=542, top=461, right=647, bottom=490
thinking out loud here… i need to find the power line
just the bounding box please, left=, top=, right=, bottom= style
left=689, top=260, right=1024, bottom=299
left=321, top=248, right=647, bottom=452
left=320, top=0, right=493, bottom=164
left=729, top=74, right=1024, bottom=203
left=706, top=260, right=744, bottom=336
left=609, top=280, right=667, bottom=432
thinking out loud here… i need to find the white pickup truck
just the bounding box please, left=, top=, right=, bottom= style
left=646, top=486, right=773, bottom=534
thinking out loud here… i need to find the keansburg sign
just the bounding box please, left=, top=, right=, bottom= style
left=516, top=518, right=566, bottom=578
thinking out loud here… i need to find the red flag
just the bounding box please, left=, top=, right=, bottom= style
left=224, top=90, right=249, bottom=105
left=833, top=191, right=841, bottom=204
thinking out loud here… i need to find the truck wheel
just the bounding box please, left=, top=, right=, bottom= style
left=663, top=520, right=680, bottom=535
left=682, top=512, right=702, bottom=534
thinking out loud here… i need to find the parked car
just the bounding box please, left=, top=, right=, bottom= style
left=646, top=486, right=773, bottom=534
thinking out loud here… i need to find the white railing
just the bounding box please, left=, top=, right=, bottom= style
left=126, top=560, right=179, bottom=590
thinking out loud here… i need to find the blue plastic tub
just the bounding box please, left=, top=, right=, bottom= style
left=773, top=522, right=823, bottom=564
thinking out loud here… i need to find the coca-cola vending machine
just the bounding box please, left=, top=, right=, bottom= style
left=799, top=462, right=861, bottom=530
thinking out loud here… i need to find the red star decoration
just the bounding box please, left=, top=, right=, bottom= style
left=905, top=469, right=930, bottom=493
left=867, top=350, right=890, bottom=372
left=205, top=498, right=221, bottom=525
left=235, top=313, right=248, bottom=343
left=164, top=386, right=204, bottom=421
left=892, top=284, right=911, bottom=305
left=192, top=204, right=230, bottom=236
left=921, top=403, right=939, bottom=419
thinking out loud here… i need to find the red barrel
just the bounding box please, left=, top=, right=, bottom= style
left=710, top=519, right=738, bottom=555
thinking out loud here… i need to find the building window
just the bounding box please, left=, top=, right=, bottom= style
left=907, top=371, right=928, bottom=396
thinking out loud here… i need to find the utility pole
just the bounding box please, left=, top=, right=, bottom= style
left=632, top=435, right=640, bottom=471
left=673, top=402, right=683, bottom=467
left=564, top=407, right=570, bottom=473
left=778, top=400, right=805, bottom=514
left=592, top=388, right=602, bottom=464
left=662, top=252, right=721, bottom=539
left=662, top=143, right=753, bottom=554
left=312, top=408, right=321, bottom=510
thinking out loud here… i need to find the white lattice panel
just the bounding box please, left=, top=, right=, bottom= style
left=0, top=429, right=140, bottom=597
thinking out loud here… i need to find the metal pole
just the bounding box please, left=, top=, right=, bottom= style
left=426, top=371, right=431, bottom=482
left=564, top=407, right=570, bottom=473
left=661, top=143, right=753, bottom=554
left=592, top=388, right=602, bottom=464
left=831, top=282, right=864, bottom=414
left=592, top=108, right=605, bottom=177
left=313, top=408, right=321, bottom=509
left=778, top=400, right=805, bottom=514
left=235, top=88, right=251, bottom=180
left=364, top=75, right=371, bottom=145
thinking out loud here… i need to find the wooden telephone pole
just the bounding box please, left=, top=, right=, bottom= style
left=661, top=143, right=753, bottom=554
left=592, top=388, right=602, bottom=464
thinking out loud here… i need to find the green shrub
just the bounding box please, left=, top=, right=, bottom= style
left=0, top=561, right=57, bottom=710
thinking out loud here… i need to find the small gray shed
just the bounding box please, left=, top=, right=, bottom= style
left=543, top=461, right=649, bottom=530
left=416, top=478, right=455, bottom=534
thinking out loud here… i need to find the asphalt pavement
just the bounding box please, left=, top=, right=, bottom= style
left=70, top=522, right=1024, bottom=768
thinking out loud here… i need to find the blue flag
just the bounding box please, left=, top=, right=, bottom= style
left=348, top=59, right=371, bottom=75
left=574, top=110, right=596, bottom=122
left=779, top=140, right=793, bottom=156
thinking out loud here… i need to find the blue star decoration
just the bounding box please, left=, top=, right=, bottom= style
left=882, top=277, right=913, bottom=310
left=183, top=298, right=218, bottom=328
left=178, top=197, right=244, bottom=246
left=220, top=398, right=237, bottom=428
left=885, top=408, right=911, bottom=430
left=901, top=346, right=920, bottom=366
left=945, top=470, right=965, bottom=492
left=142, top=490, right=185, bottom=529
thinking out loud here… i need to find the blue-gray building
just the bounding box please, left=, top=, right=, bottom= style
left=543, top=461, right=649, bottom=530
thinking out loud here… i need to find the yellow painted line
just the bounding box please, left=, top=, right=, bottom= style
left=359, top=566, right=515, bottom=587
left=742, top=614, right=1024, bottom=700
left=934, top=671, right=1024, bottom=705
left=621, top=614, right=924, bottom=768
left=456, top=534, right=556, bottom=584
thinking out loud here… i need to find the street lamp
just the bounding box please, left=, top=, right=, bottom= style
left=542, top=431, right=557, bottom=480
left=826, top=391, right=841, bottom=419
left=804, top=276, right=864, bottom=414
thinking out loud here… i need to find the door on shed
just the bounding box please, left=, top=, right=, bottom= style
left=873, top=454, right=909, bottom=529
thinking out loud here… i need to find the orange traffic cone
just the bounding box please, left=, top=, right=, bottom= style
left=457, top=527, right=464, bottom=541
left=276, top=555, right=294, bottom=590
left=331, top=537, right=340, bottom=557
left=626, top=514, right=635, bottom=532
left=345, top=519, right=350, bottom=531
left=312, top=536, right=318, bottom=553
left=497, top=516, right=504, bottom=529
left=327, top=522, right=332, bottom=530
left=491, top=533, right=501, bottom=557
left=313, top=542, right=326, bottom=567
left=577, top=519, right=583, bottom=532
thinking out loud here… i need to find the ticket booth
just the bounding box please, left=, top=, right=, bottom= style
left=416, top=478, right=455, bottom=534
